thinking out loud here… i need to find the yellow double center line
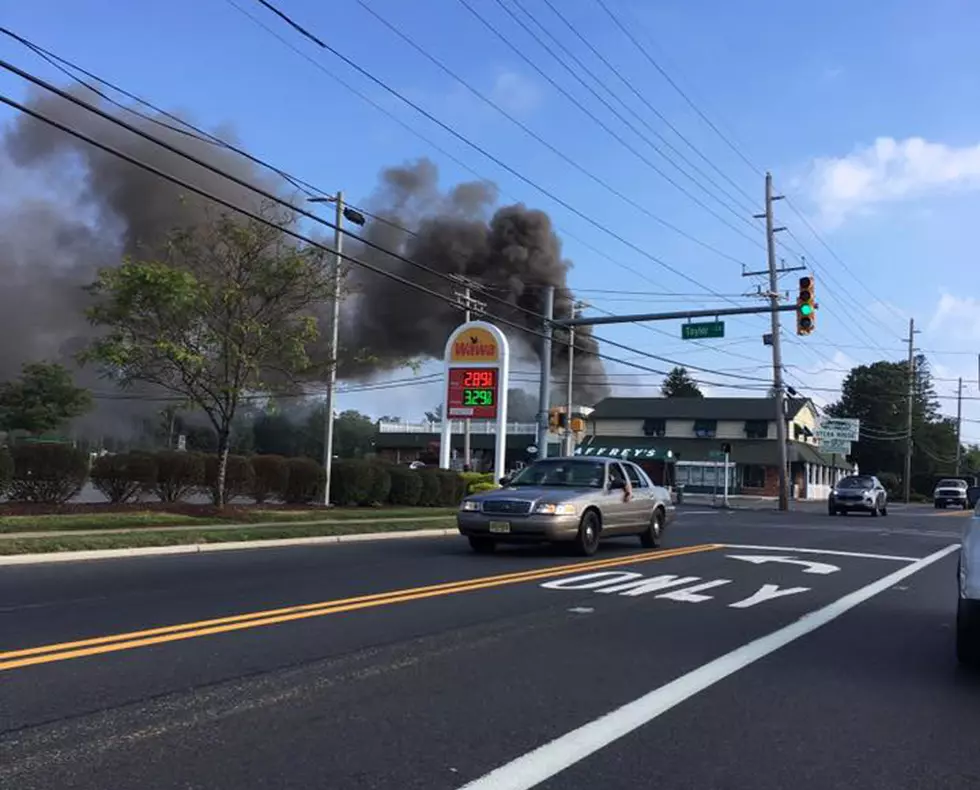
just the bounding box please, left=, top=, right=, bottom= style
left=1, top=544, right=720, bottom=672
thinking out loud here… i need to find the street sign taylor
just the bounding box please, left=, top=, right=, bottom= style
left=681, top=321, right=725, bottom=340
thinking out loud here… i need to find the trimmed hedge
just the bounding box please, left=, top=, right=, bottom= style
left=251, top=454, right=288, bottom=503
left=284, top=457, right=325, bottom=504
left=153, top=451, right=205, bottom=503
left=0, top=447, right=12, bottom=497
left=91, top=452, right=158, bottom=504
left=203, top=454, right=255, bottom=504
left=417, top=469, right=442, bottom=507
left=387, top=465, right=422, bottom=506
left=330, top=460, right=393, bottom=506
left=8, top=443, right=90, bottom=504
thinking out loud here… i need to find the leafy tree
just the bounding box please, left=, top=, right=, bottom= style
left=80, top=204, right=335, bottom=505
left=0, top=362, right=92, bottom=433
left=424, top=404, right=443, bottom=423
left=660, top=366, right=703, bottom=398
left=826, top=356, right=958, bottom=493
left=307, top=408, right=376, bottom=459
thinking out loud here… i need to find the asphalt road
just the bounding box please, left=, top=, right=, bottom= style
left=2, top=503, right=977, bottom=789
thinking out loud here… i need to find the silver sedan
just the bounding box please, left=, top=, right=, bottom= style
left=457, top=456, right=675, bottom=555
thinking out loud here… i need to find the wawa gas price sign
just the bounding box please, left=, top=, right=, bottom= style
left=439, top=321, right=511, bottom=479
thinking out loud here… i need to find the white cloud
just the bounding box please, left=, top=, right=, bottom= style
left=488, top=70, right=540, bottom=115
left=927, top=292, right=980, bottom=342
left=806, top=136, right=980, bottom=227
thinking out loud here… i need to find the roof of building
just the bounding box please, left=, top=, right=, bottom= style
left=589, top=396, right=810, bottom=422
left=577, top=435, right=849, bottom=469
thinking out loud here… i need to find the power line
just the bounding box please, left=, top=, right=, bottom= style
left=0, top=80, right=778, bottom=394
left=352, top=0, right=755, bottom=267
left=244, top=0, right=752, bottom=298
left=538, top=0, right=759, bottom=212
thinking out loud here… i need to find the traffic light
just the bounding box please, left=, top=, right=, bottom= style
left=548, top=407, right=563, bottom=432
left=796, top=275, right=816, bottom=336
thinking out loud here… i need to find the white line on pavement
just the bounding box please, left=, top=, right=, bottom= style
left=720, top=544, right=920, bottom=563
left=456, top=542, right=960, bottom=790
left=676, top=510, right=717, bottom=516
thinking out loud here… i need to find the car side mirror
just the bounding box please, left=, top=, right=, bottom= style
left=499, top=477, right=511, bottom=486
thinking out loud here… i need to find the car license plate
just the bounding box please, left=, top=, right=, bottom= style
left=489, top=521, right=511, bottom=534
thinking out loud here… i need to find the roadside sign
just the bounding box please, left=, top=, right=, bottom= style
left=816, top=417, right=860, bottom=443
left=707, top=450, right=726, bottom=460
left=819, top=439, right=852, bottom=456
left=682, top=321, right=725, bottom=340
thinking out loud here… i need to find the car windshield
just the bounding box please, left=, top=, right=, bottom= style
left=510, top=460, right=605, bottom=488
left=937, top=479, right=967, bottom=488
left=837, top=477, right=874, bottom=489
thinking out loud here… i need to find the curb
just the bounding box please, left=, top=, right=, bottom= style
left=0, top=528, right=458, bottom=566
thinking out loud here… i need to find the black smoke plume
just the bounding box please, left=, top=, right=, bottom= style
left=341, top=159, right=609, bottom=403
left=0, top=87, right=608, bottom=434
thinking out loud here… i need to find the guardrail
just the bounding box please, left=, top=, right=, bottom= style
left=377, top=421, right=538, bottom=434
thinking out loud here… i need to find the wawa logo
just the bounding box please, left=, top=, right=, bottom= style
left=450, top=327, right=498, bottom=362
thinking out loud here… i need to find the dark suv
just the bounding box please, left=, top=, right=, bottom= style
left=828, top=475, right=888, bottom=517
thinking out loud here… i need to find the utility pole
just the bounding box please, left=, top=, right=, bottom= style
left=752, top=173, right=790, bottom=511
left=565, top=323, right=575, bottom=457
left=452, top=278, right=485, bottom=470
left=538, top=286, right=555, bottom=461
left=307, top=191, right=365, bottom=506
left=903, top=318, right=918, bottom=503
left=956, top=377, right=963, bottom=475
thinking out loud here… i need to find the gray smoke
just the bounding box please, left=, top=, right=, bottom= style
left=0, top=88, right=608, bottom=436
left=341, top=159, right=609, bottom=403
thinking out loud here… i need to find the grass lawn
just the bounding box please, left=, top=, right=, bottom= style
left=0, top=507, right=458, bottom=534
left=0, top=518, right=457, bottom=555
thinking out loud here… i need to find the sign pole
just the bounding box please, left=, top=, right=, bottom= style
left=723, top=450, right=730, bottom=508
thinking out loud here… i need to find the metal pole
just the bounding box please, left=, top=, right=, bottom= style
left=463, top=293, right=471, bottom=470
left=537, top=285, right=555, bottom=460
left=555, top=302, right=798, bottom=327
left=723, top=451, right=730, bottom=508
left=956, top=376, right=963, bottom=475
left=764, top=172, right=790, bottom=512
left=904, top=318, right=915, bottom=504
left=321, top=190, right=343, bottom=506
left=565, top=325, right=575, bottom=456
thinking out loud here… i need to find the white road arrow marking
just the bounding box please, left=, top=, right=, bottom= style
left=726, top=554, right=841, bottom=575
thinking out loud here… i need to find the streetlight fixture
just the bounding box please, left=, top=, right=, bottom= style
left=307, top=192, right=366, bottom=506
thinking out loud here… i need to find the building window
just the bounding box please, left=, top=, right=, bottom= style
left=693, top=419, right=717, bottom=438
left=743, top=464, right=766, bottom=488
left=744, top=419, right=768, bottom=439
left=642, top=418, right=666, bottom=437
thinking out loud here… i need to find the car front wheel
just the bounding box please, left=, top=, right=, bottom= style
left=640, top=507, right=664, bottom=549
left=574, top=511, right=601, bottom=557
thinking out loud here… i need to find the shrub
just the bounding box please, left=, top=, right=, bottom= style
left=153, top=451, right=205, bottom=503
left=421, top=469, right=464, bottom=507
left=460, top=471, right=495, bottom=494
left=469, top=481, right=499, bottom=495
left=91, top=452, right=158, bottom=504
left=8, top=443, right=90, bottom=504
left=387, top=465, right=422, bottom=506
left=330, top=460, right=391, bottom=506
left=0, top=446, right=12, bottom=497
left=203, top=454, right=256, bottom=504
left=417, top=469, right=442, bottom=507
left=251, top=454, right=288, bottom=503
left=284, top=457, right=325, bottom=505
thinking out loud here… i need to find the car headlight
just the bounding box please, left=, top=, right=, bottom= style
left=460, top=500, right=481, bottom=512
left=534, top=503, right=577, bottom=515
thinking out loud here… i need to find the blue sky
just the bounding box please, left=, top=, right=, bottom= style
left=2, top=0, right=979, bottom=441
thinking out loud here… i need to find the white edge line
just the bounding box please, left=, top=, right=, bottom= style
left=457, top=542, right=960, bottom=790
left=0, top=529, right=457, bottom=566
left=721, top=544, right=919, bottom=563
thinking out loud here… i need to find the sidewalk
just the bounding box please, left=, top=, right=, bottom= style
left=0, top=514, right=456, bottom=540
left=678, top=493, right=827, bottom=511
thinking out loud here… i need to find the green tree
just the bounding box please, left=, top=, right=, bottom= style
left=307, top=408, right=376, bottom=459
left=661, top=366, right=703, bottom=398
left=0, top=362, right=92, bottom=433
left=80, top=204, right=335, bottom=505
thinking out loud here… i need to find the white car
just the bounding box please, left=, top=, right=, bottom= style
left=957, top=501, right=980, bottom=665
left=935, top=478, right=969, bottom=510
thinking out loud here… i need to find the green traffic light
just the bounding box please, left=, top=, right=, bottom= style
left=800, top=304, right=814, bottom=316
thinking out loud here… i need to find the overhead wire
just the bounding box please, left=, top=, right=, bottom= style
left=242, top=0, right=757, bottom=299
left=351, top=0, right=755, bottom=267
